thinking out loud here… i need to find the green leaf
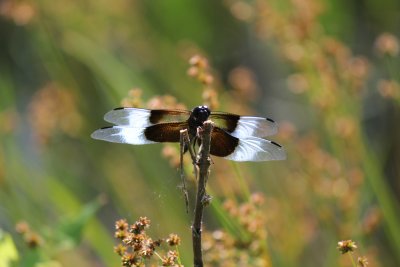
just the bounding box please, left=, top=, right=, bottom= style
left=0, top=230, right=19, bottom=267
left=56, top=196, right=105, bottom=249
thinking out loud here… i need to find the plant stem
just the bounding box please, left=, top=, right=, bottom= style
left=192, top=121, right=213, bottom=267
left=348, top=253, right=357, bottom=267
left=180, top=129, right=191, bottom=213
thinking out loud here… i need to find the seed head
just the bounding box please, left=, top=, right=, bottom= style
left=166, top=233, right=181, bottom=246
left=15, top=221, right=30, bottom=234
left=189, top=55, right=208, bottom=68
left=115, top=229, right=127, bottom=240
left=115, top=219, right=129, bottom=231
left=130, top=217, right=150, bottom=234
left=162, top=250, right=179, bottom=266
left=121, top=252, right=137, bottom=267
left=358, top=256, right=369, bottom=267
left=337, top=240, right=357, bottom=254
left=24, top=232, right=43, bottom=248
left=375, top=32, right=399, bottom=57
left=114, top=244, right=127, bottom=256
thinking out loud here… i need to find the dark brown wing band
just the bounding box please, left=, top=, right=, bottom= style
left=209, top=127, right=239, bottom=157
left=144, top=122, right=188, bottom=143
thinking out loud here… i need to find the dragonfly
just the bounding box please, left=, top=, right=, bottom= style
left=91, top=105, right=286, bottom=161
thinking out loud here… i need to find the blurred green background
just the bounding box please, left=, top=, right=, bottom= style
left=1, top=0, right=400, bottom=266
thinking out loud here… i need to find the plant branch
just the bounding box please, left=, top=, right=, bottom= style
left=179, top=129, right=191, bottom=213
left=192, top=120, right=213, bottom=267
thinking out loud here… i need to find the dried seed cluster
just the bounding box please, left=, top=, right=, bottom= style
left=113, top=217, right=182, bottom=267
left=187, top=55, right=219, bottom=110
left=337, top=239, right=358, bottom=254
left=202, top=193, right=270, bottom=267
left=15, top=221, right=43, bottom=248
left=337, top=239, right=369, bottom=266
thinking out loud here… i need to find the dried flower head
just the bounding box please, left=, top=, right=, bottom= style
left=228, top=1, right=254, bottom=22
left=121, top=88, right=143, bottom=107
left=378, top=80, right=399, bottom=99
left=202, top=193, right=270, bottom=266
left=146, top=95, right=186, bottom=110
left=116, top=219, right=129, bottom=231
left=189, top=54, right=209, bottom=69
left=0, top=1, right=36, bottom=25
left=187, top=54, right=219, bottom=109
left=162, top=250, right=179, bottom=266
left=228, top=67, right=259, bottom=101
left=129, top=217, right=150, bottom=234
left=115, top=229, right=128, bottom=240
left=113, top=217, right=182, bottom=266
left=15, top=221, right=43, bottom=248
left=15, top=221, right=30, bottom=234
left=337, top=240, right=357, bottom=254
left=28, top=82, right=82, bottom=145
left=121, top=253, right=138, bottom=267
left=188, top=55, right=211, bottom=85
left=25, top=232, right=43, bottom=248
left=166, top=234, right=181, bottom=246
left=114, top=244, right=127, bottom=256
left=358, top=256, right=369, bottom=267
left=334, top=116, right=356, bottom=138
left=138, top=217, right=151, bottom=227
left=139, top=239, right=155, bottom=258
left=187, top=66, right=199, bottom=77
left=375, top=32, right=399, bottom=57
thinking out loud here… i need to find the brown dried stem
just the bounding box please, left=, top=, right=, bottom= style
left=179, top=129, right=194, bottom=213
left=191, top=121, right=213, bottom=267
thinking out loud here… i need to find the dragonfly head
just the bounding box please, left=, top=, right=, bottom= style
left=191, top=106, right=211, bottom=125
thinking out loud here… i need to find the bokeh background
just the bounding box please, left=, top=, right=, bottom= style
left=1, top=0, right=400, bottom=266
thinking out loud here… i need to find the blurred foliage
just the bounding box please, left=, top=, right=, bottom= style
left=1, top=0, right=400, bottom=266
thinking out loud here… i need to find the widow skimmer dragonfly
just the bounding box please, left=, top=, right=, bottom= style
left=91, top=106, right=286, bottom=161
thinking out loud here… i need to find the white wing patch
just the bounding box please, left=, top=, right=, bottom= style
left=230, top=117, right=277, bottom=138
left=224, top=137, right=286, bottom=161
left=104, top=108, right=152, bottom=127
left=91, top=126, right=156, bottom=145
